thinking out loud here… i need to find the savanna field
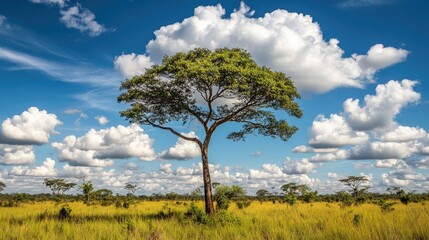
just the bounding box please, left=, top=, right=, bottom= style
left=1, top=200, right=429, bottom=240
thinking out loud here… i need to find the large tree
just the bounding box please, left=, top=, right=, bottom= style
left=339, top=176, right=369, bottom=200
left=118, top=48, right=302, bottom=214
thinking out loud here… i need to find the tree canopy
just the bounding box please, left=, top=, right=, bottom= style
left=118, top=48, right=302, bottom=214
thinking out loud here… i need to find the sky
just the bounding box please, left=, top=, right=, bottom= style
left=0, top=0, right=428, bottom=195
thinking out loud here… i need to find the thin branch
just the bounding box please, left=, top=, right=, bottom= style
left=145, top=118, right=202, bottom=147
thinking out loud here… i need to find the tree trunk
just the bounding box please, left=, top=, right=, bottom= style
left=201, top=143, right=215, bottom=215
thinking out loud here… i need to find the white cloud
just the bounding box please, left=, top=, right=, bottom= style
left=160, top=163, right=173, bottom=173
left=52, top=124, right=156, bottom=167
left=310, top=149, right=348, bottom=162
left=30, top=0, right=67, bottom=7
left=0, top=145, right=35, bottom=165
left=344, top=80, right=420, bottom=131
left=95, top=116, right=109, bottom=125
left=0, top=107, right=61, bottom=145
left=348, top=142, right=415, bottom=160
left=159, top=132, right=200, bottom=160
left=375, top=159, right=407, bottom=169
left=10, top=158, right=57, bottom=177
left=114, top=53, right=153, bottom=79
left=283, top=159, right=316, bottom=174
left=354, top=44, right=409, bottom=78
left=309, top=114, right=369, bottom=148
left=60, top=4, right=106, bottom=37
left=379, top=125, right=426, bottom=142
left=293, top=145, right=339, bottom=153
left=115, top=3, right=407, bottom=94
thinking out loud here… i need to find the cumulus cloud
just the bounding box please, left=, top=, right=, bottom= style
left=379, top=125, right=426, bottom=142
left=344, top=80, right=420, bottom=131
left=95, top=116, right=109, bottom=125
left=283, top=159, right=316, bottom=174
left=348, top=142, right=416, bottom=160
left=115, top=3, right=407, bottom=94
left=309, top=114, right=369, bottom=148
left=52, top=124, right=156, bottom=167
left=375, top=159, right=407, bottom=169
left=310, top=149, right=348, bottom=162
left=60, top=4, right=107, bottom=37
left=114, top=53, right=153, bottom=79
left=10, top=158, right=57, bottom=177
left=0, top=145, right=35, bottom=165
left=159, top=132, right=200, bottom=160
left=0, top=107, right=61, bottom=145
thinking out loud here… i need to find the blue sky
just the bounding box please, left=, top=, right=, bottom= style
left=1, top=0, right=428, bottom=195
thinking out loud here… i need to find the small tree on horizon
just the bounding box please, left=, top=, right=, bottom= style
left=339, top=176, right=370, bottom=200
left=43, top=178, right=76, bottom=195
left=0, top=180, right=5, bottom=192
left=118, top=48, right=302, bottom=214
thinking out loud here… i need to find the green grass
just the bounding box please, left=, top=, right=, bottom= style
left=0, top=201, right=428, bottom=239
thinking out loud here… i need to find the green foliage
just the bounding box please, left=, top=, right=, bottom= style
left=236, top=199, right=252, bottom=209
left=339, top=176, right=369, bottom=200
left=336, top=191, right=354, bottom=207
left=353, top=214, right=363, bottom=226
left=58, top=204, right=72, bottom=220
left=79, top=180, right=94, bottom=204
left=124, top=182, right=139, bottom=195
left=214, top=185, right=246, bottom=210
left=378, top=200, right=396, bottom=212
left=43, top=178, right=76, bottom=195
left=0, top=181, right=5, bottom=192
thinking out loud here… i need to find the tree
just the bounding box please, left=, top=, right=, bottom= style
left=79, top=180, right=94, bottom=203
left=339, top=176, right=369, bottom=200
left=213, top=185, right=246, bottom=210
left=124, top=182, right=139, bottom=195
left=0, top=180, right=5, bottom=192
left=118, top=48, right=302, bottom=214
left=43, top=178, right=76, bottom=195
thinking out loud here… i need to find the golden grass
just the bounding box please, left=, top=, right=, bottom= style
left=0, top=201, right=428, bottom=240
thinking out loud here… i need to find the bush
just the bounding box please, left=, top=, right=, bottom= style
left=236, top=199, right=252, bottom=209
left=58, top=204, right=72, bottom=220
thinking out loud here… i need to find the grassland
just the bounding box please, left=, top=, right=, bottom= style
left=0, top=200, right=428, bottom=240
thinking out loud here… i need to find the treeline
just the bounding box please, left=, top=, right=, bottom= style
left=0, top=176, right=428, bottom=210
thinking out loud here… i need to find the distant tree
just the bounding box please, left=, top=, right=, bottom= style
left=94, top=189, right=114, bottom=206
left=214, top=185, right=246, bottom=210
left=281, top=183, right=316, bottom=205
left=339, top=176, right=369, bottom=200
left=43, top=178, right=76, bottom=195
left=79, top=180, right=94, bottom=203
left=190, top=187, right=203, bottom=201
left=118, top=48, right=302, bottom=214
left=0, top=180, right=5, bottom=192
left=124, top=182, right=139, bottom=195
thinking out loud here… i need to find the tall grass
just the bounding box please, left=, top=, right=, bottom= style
left=0, top=201, right=428, bottom=239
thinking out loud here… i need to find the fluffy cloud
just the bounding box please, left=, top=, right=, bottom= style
left=114, top=53, right=153, bottom=79
left=95, top=116, right=109, bottom=125
left=309, top=114, right=369, bottom=148
left=10, top=158, right=57, bottom=177
left=60, top=4, right=106, bottom=37
left=375, top=159, right=407, bottom=169
left=344, top=80, right=420, bottom=131
left=379, top=125, right=426, bottom=142
left=348, top=142, right=415, bottom=160
left=52, top=124, right=156, bottom=167
left=0, top=107, right=61, bottom=145
left=310, top=150, right=348, bottom=162
left=159, top=132, right=200, bottom=160
left=114, top=3, right=407, bottom=94
left=293, top=145, right=339, bottom=153
left=0, top=145, right=35, bottom=165
left=283, top=159, right=316, bottom=174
